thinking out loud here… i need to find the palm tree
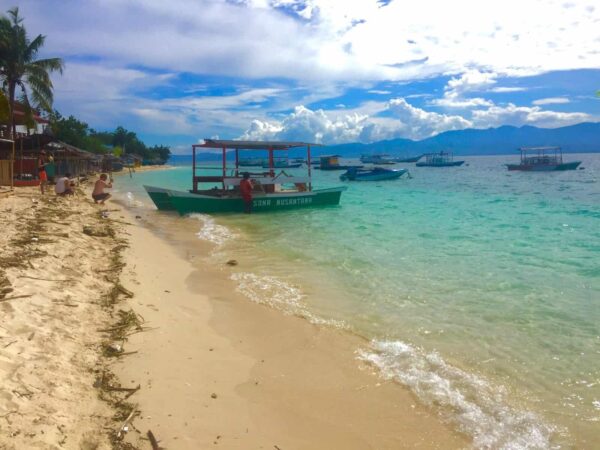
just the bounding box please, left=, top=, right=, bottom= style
left=0, top=7, right=63, bottom=138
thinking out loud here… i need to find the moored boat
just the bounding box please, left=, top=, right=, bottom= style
left=416, top=152, right=464, bottom=167
left=506, top=147, right=581, bottom=171
left=340, top=167, right=408, bottom=181
left=392, top=154, right=423, bottom=163
left=360, top=154, right=396, bottom=164
left=319, top=155, right=363, bottom=171
left=144, top=140, right=347, bottom=214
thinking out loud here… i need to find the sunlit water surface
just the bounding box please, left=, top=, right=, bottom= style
left=117, top=154, right=599, bottom=448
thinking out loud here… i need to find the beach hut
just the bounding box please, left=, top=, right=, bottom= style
left=44, top=141, right=95, bottom=178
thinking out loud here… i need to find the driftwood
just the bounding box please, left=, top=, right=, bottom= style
left=19, top=275, right=73, bottom=282
left=147, top=430, right=161, bottom=450
left=0, top=294, right=32, bottom=303
left=106, top=384, right=140, bottom=393
left=116, top=403, right=138, bottom=439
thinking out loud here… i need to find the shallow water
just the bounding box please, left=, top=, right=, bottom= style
left=117, top=154, right=599, bottom=448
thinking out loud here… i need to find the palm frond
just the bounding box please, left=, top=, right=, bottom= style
left=31, top=57, right=63, bottom=74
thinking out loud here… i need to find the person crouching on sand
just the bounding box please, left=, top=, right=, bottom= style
left=55, top=172, right=75, bottom=196
left=92, top=173, right=113, bottom=204
left=240, top=172, right=254, bottom=213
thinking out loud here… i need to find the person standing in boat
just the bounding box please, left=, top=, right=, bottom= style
left=239, top=172, right=254, bottom=213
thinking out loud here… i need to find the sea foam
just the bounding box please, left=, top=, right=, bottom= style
left=358, top=340, right=557, bottom=449
left=231, top=272, right=346, bottom=328
left=191, top=213, right=237, bottom=246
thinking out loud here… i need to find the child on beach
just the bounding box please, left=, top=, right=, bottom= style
left=92, top=173, right=113, bottom=204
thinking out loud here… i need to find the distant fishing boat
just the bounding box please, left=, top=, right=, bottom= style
left=360, top=154, right=396, bottom=164
left=392, top=154, right=423, bottom=163
left=144, top=140, right=347, bottom=214
left=261, top=158, right=303, bottom=168
left=239, top=157, right=265, bottom=167
left=340, top=167, right=408, bottom=181
left=319, top=155, right=363, bottom=171
left=506, top=147, right=581, bottom=171
left=416, top=152, right=465, bottom=167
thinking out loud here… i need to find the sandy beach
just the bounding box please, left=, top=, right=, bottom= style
left=0, top=181, right=468, bottom=449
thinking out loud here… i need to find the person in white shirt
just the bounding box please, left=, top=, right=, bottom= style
left=55, top=173, right=74, bottom=196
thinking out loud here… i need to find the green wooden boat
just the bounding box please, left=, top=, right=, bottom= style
left=144, top=185, right=176, bottom=211
left=160, top=187, right=345, bottom=214
left=144, top=139, right=347, bottom=215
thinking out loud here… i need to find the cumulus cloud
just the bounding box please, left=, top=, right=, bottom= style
left=471, top=103, right=590, bottom=128
left=239, top=99, right=474, bottom=142
left=431, top=70, right=495, bottom=108
left=240, top=105, right=369, bottom=143
left=238, top=98, right=594, bottom=144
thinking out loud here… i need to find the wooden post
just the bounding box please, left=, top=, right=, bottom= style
left=192, top=145, right=197, bottom=192
left=268, top=146, right=274, bottom=177
left=222, top=146, right=226, bottom=189
left=235, top=149, right=239, bottom=177
left=307, top=144, right=312, bottom=192
left=10, top=139, right=14, bottom=190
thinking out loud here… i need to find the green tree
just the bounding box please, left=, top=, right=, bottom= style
left=0, top=7, right=63, bottom=138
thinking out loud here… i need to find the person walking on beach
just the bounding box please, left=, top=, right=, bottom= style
left=92, top=173, right=113, bottom=204
left=239, top=172, right=254, bottom=213
left=37, top=150, right=48, bottom=194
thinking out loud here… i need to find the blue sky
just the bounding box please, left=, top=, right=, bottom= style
left=9, top=0, right=600, bottom=153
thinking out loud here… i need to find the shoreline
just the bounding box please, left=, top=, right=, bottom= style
left=108, top=194, right=469, bottom=448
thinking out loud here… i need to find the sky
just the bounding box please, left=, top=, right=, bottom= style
left=6, top=0, right=600, bottom=153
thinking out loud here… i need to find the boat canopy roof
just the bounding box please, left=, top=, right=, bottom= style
left=518, top=146, right=561, bottom=152
left=195, top=139, right=321, bottom=151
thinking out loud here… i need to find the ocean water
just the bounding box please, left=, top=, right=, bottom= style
left=116, top=154, right=599, bottom=449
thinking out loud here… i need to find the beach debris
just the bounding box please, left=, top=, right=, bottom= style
left=19, top=275, right=73, bottom=282
left=116, top=403, right=138, bottom=439
left=226, top=259, right=238, bottom=266
left=135, top=215, right=142, bottom=219
left=83, top=225, right=115, bottom=238
left=0, top=294, right=33, bottom=303
left=147, top=430, right=161, bottom=450
left=211, top=393, right=218, bottom=399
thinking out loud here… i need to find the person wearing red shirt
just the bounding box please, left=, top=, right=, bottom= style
left=239, top=172, right=254, bottom=213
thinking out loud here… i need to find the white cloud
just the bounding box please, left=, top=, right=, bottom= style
left=385, top=98, right=473, bottom=138
left=431, top=70, right=496, bottom=108
left=532, top=97, right=570, bottom=105
left=368, top=90, right=392, bottom=95
left=471, top=103, right=590, bottom=128
left=240, top=105, right=369, bottom=143
left=239, top=99, right=473, bottom=143
left=490, top=87, right=527, bottom=93
left=17, top=0, right=600, bottom=83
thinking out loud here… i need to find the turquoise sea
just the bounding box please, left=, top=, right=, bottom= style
left=116, top=154, right=599, bottom=449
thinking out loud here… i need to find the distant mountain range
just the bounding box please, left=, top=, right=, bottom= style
left=323, top=122, right=600, bottom=157
left=183, top=122, right=600, bottom=161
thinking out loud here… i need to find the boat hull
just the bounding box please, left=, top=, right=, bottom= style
left=166, top=187, right=347, bottom=215
left=341, top=168, right=407, bottom=181
left=416, top=161, right=464, bottom=167
left=506, top=161, right=581, bottom=171
left=144, top=185, right=177, bottom=211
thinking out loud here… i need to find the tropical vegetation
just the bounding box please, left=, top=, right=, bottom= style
left=51, top=112, right=171, bottom=163
left=0, top=6, right=63, bottom=137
